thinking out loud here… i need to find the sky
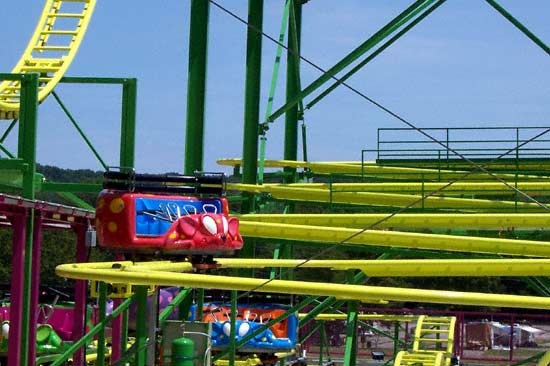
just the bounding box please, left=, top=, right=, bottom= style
left=1, top=1, right=549, bottom=174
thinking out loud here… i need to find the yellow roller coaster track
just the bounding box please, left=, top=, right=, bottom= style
left=257, top=181, right=550, bottom=196
left=0, top=0, right=96, bottom=120
left=238, top=213, right=550, bottom=229
left=230, top=183, right=544, bottom=211
left=218, top=159, right=549, bottom=180
left=55, top=260, right=550, bottom=309
left=94, top=258, right=550, bottom=278
left=395, top=316, right=456, bottom=366
left=239, top=221, right=550, bottom=257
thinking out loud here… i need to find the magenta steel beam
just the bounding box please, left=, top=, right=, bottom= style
left=28, top=214, right=43, bottom=365
left=72, top=225, right=88, bottom=366
left=8, top=214, right=26, bottom=366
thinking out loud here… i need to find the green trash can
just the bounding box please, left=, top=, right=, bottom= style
left=172, top=337, right=195, bottom=366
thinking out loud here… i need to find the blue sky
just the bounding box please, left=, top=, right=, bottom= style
left=1, top=1, right=549, bottom=173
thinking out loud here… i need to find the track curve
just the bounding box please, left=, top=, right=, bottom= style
left=0, top=0, right=96, bottom=119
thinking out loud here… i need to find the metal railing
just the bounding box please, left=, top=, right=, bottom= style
left=371, top=126, right=550, bottom=165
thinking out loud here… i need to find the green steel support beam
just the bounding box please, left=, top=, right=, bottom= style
left=280, top=242, right=295, bottom=280
left=41, top=182, right=102, bottom=193
left=120, top=78, right=137, bottom=169
left=121, top=304, right=129, bottom=354
left=229, top=290, right=238, bottom=366
left=160, top=288, right=193, bottom=324
left=240, top=1, right=263, bottom=270
left=18, top=73, right=38, bottom=366
left=96, top=282, right=107, bottom=366
left=527, top=277, right=550, bottom=297
left=52, top=91, right=108, bottom=170
left=343, top=301, right=358, bottom=366
left=236, top=237, right=255, bottom=278
left=283, top=0, right=302, bottom=183
left=268, top=0, right=432, bottom=123
left=485, top=0, right=550, bottom=55
left=185, top=0, right=209, bottom=175
left=0, top=158, right=26, bottom=171
left=298, top=254, right=393, bottom=329
left=178, top=288, right=194, bottom=321
left=259, top=0, right=291, bottom=185
left=60, top=76, right=137, bottom=170
left=57, top=192, right=95, bottom=210
left=50, top=295, right=135, bottom=366
left=61, top=76, right=131, bottom=84
left=18, top=73, right=38, bottom=199
left=197, top=288, right=205, bottom=320
left=135, top=286, right=149, bottom=366
left=0, top=143, right=15, bottom=159
left=298, top=271, right=368, bottom=328
left=535, top=277, right=550, bottom=292
left=393, top=322, right=400, bottom=361
left=299, top=321, right=322, bottom=345
left=306, top=0, right=446, bottom=110
left=0, top=119, right=17, bottom=143
left=241, top=0, right=264, bottom=212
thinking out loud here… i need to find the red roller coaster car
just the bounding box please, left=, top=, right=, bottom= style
left=95, top=172, right=243, bottom=264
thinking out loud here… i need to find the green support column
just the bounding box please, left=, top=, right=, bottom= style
left=238, top=0, right=264, bottom=278
left=185, top=0, right=210, bottom=175
left=18, top=73, right=38, bottom=366
left=18, top=73, right=38, bottom=199
left=393, top=322, right=400, bottom=359
left=135, top=286, right=149, bottom=366
left=197, top=288, right=205, bottom=320
left=239, top=0, right=264, bottom=268
left=120, top=78, right=137, bottom=168
left=319, top=321, right=326, bottom=366
left=229, top=290, right=238, bottom=366
left=96, top=282, right=107, bottom=366
left=241, top=0, right=264, bottom=212
left=343, top=301, right=358, bottom=366
left=121, top=306, right=129, bottom=354
left=279, top=242, right=294, bottom=280
left=283, top=0, right=302, bottom=184
left=176, top=288, right=194, bottom=322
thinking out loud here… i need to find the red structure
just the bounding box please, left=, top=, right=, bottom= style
left=96, top=191, right=242, bottom=255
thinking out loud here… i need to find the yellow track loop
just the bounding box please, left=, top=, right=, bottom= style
left=55, top=261, right=550, bottom=309
left=0, top=0, right=96, bottom=120
left=91, top=258, right=550, bottom=278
